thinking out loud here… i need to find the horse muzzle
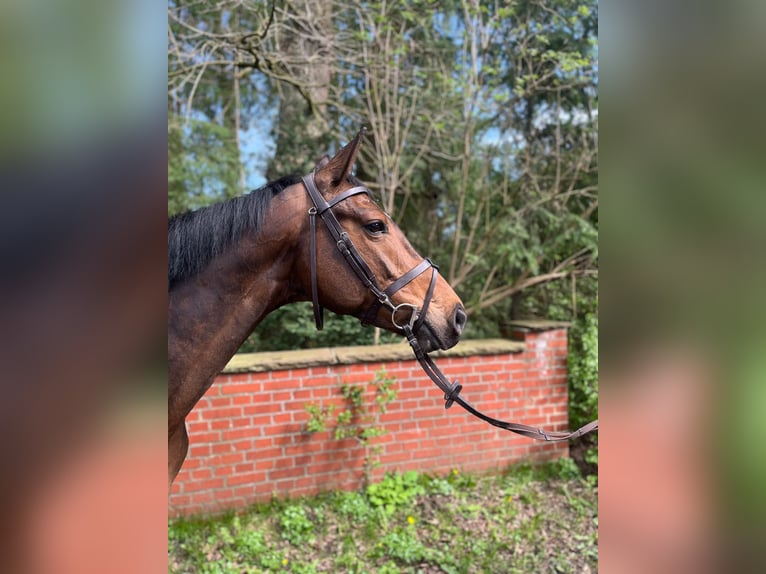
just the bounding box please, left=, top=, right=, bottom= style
left=415, top=303, right=466, bottom=353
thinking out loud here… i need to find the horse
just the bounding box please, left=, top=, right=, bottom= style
left=168, top=130, right=466, bottom=484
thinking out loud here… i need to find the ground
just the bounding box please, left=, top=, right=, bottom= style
left=169, top=459, right=598, bottom=574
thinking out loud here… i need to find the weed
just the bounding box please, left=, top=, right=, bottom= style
left=335, top=490, right=374, bottom=523
left=425, top=476, right=455, bottom=497
left=446, top=467, right=476, bottom=489
left=333, top=534, right=366, bottom=571
left=288, top=561, right=319, bottom=574
left=304, top=369, right=397, bottom=478
left=279, top=504, right=315, bottom=546
left=258, top=549, right=286, bottom=571
left=372, top=527, right=426, bottom=564
left=199, top=561, right=239, bottom=574
left=234, top=528, right=267, bottom=558
left=303, top=403, right=334, bottom=433
left=552, top=457, right=582, bottom=481
left=366, top=471, right=425, bottom=515
left=377, top=561, right=401, bottom=574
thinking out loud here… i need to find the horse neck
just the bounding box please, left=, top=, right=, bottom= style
left=168, top=223, right=304, bottom=425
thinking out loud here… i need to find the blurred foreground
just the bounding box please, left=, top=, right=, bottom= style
left=0, top=0, right=167, bottom=572
left=0, top=0, right=764, bottom=572
left=601, top=0, right=766, bottom=571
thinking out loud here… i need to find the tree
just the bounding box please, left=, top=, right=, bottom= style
left=168, top=0, right=274, bottom=214
left=167, top=0, right=599, bottom=346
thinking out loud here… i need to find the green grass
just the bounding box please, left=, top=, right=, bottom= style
left=169, top=459, right=598, bottom=573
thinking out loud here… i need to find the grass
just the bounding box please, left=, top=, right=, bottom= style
left=168, top=459, right=598, bottom=574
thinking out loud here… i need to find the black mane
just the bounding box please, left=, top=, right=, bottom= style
left=168, top=174, right=302, bottom=289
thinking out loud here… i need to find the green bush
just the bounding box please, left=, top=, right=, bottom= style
left=568, top=312, right=598, bottom=431
left=240, top=303, right=401, bottom=352
left=568, top=312, right=598, bottom=467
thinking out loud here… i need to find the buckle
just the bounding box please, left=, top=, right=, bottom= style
left=336, top=232, right=350, bottom=253
left=444, top=381, right=463, bottom=409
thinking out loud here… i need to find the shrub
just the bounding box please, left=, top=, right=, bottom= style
left=568, top=312, right=598, bottom=465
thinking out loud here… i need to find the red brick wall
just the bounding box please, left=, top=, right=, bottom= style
left=169, top=328, right=570, bottom=516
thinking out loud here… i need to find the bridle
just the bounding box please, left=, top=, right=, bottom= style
left=303, top=172, right=437, bottom=333
left=303, top=172, right=599, bottom=442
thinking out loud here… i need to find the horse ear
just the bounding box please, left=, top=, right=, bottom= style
left=314, top=155, right=331, bottom=170
left=315, top=128, right=366, bottom=190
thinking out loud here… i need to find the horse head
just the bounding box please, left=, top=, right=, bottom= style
left=297, top=130, right=466, bottom=353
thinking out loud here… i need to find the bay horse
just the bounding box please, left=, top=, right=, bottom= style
left=168, top=130, right=466, bottom=484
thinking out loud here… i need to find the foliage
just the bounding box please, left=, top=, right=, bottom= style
left=168, top=462, right=598, bottom=573
left=365, top=470, right=425, bottom=515
left=278, top=504, right=316, bottom=546
left=568, top=312, right=598, bottom=432
left=334, top=490, right=374, bottom=523
left=370, top=526, right=435, bottom=565
left=304, top=369, right=397, bottom=478
left=568, top=311, right=599, bottom=467
left=303, top=402, right=334, bottom=434
left=238, top=303, right=401, bottom=353
left=168, top=115, right=242, bottom=216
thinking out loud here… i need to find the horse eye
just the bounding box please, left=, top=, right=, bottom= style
left=364, top=220, right=387, bottom=235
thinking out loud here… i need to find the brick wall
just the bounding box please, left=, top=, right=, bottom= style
left=169, top=323, right=571, bottom=516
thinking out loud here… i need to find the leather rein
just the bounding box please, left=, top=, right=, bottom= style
left=303, top=172, right=598, bottom=443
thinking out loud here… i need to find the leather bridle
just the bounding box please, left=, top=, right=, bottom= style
left=303, top=172, right=437, bottom=332
left=303, top=172, right=599, bottom=443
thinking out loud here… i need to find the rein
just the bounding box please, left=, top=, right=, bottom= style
left=303, top=172, right=598, bottom=443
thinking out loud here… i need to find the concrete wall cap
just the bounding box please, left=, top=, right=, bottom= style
left=223, top=338, right=525, bottom=374
left=506, top=320, right=571, bottom=332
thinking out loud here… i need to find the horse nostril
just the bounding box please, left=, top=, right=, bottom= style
left=453, top=305, right=467, bottom=335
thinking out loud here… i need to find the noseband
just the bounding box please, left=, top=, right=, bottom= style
left=302, top=172, right=599, bottom=443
